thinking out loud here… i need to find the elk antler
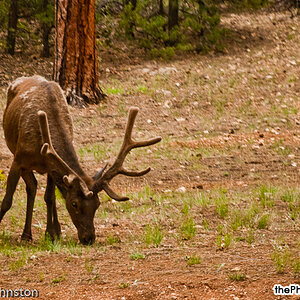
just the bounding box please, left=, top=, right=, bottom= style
left=92, top=107, right=161, bottom=201
left=38, top=111, right=93, bottom=198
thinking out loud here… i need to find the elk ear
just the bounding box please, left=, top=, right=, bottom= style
left=92, top=164, right=108, bottom=181
left=63, top=174, right=94, bottom=198
left=63, top=174, right=76, bottom=187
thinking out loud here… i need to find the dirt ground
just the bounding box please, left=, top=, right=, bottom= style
left=0, top=8, right=299, bottom=300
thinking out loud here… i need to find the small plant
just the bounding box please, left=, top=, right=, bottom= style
left=271, top=140, right=292, bottom=156
left=216, top=233, right=232, bottom=250
left=78, top=143, right=109, bottom=162
left=243, top=203, right=260, bottom=228
left=105, top=235, right=121, bottom=246
left=180, top=217, right=196, bottom=240
left=181, top=202, right=189, bottom=215
left=103, top=86, right=125, bottom=96
left=51, top=274, right=66, bottom=284
left=118, top=282, right=130, bottom=289
left=196, top=193, right=211, bottom=208
left=186, top=255, right=202, bottom=266
left=84, top=258, right=94, bottom=274
left=9, top=254, right=27, bottom=271
left=64, top=239, right=83, bottom=256
left=257, top=214, right=269, bottom=229
left=150, top=47, right=175, bottom=60
left=202, top=218, right=209, bottom=230
left=144, top=225, right=163, bottom=247
left=292, top=259, right=300, bottom=274
left=271, top=245, right=291, bottom=274
left=38, top=234, right=62, bottom=252
left=130, top=252, right=145, bottom=260
left=246, top=230, right=255, bottom=244
left=136, top=85, right=147, bottom=94
left=38, top=272, right=45, bottom=282
left=228, top=271, right=246, bottom=281
left=214, top=191, right=229, bottom=219
left=230, top=209, right=243, bottom=231
left=215, top=201, right=229, bottom=219
left=234, top=236, right=246, bottom=242
left=258, top=185, right=275, bottom=208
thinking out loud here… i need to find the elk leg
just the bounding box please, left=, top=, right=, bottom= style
left=44, top=175, right=61, bottom=240
left=0, top=160, right=20, bottom=222
left=52, top=197, right=61, bottom=238
left=20, top=170, right=37, bottom=241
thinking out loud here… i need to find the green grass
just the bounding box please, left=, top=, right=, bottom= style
left=0, top=231, right=86, bottom=271
left=228, top=271, right=246, bottom=281
left=216, top=232, right=232, bottom=250
left=51, top=274, right=66, bottom=284
left=271, top=140, right=293, bottom=156
left=78, top=143, right=112, bottom=162
left=257, top=214, right=269, bottom=229
left=105, top=235, right=121, bottom=246
left=84, top=258, right=95, bottom=274
left=118, top=282, right=130, bottom=289
left=257, top=185, right=276, bottom=208
left=179, top=217, right=196, bottom=240
left=130, top=252, right=145, bottom=260
left=214, top=193, right=229, bottom=219
left=1, top=177, right=299, bottom=282
left=186, top=255, right=202, bottom=266
left=144, top=225, right=163, bottom=247
left=9, top=252, right=28, bottom=271
left=271, top=245, right=291, bottom=274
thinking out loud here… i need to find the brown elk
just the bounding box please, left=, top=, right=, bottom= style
left=0, top=76, right=161, bottom=244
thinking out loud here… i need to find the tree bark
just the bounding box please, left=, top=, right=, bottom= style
left=41, top=0, right=52, bottom=58
left=7, top=0, right=18, bottom=55
left=168, top=0, right=178, bottom=31
left=159, top=0, right=164, bottom=16
left=53, top=0, right=104, bottom=106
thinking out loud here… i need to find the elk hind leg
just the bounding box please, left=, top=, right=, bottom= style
left=0, top=160, right=20, bottom=223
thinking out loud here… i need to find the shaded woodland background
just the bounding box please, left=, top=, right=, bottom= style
left=0, top=0, right=298, bottom=60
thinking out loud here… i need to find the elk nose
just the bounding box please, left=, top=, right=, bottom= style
left=80, top=234, right=95, bottom=245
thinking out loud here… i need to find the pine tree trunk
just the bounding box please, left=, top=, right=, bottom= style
left=159, top=0, right=164, bottom=16
left=41, top=0, right=51, bottom=58
left=7, top=0, right=18, bottom=55
left=53, top=0, right=104, bottom=106
left=168, top=0, right=178, bottom=31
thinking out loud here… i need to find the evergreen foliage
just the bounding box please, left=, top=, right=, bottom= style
left=0, top=0, right=274, bottom=56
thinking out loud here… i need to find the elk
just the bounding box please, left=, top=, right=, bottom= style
left=0, top=76, right=161, bottom=244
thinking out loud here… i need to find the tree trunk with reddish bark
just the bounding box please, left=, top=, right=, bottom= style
left=53, top=0, right=104, bottom=106
left=7, top=0, right=18, bottom=55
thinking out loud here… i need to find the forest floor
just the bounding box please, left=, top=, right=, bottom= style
left=0, top=9, right=299, bottom=300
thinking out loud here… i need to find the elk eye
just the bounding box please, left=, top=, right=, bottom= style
left=72, top=202, right=77, bottom=208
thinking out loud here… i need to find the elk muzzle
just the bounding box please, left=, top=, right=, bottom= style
left=77, top=225, right=96, bottom=245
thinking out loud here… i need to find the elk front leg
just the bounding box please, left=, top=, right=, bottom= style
left=44, top=175, right=61, bottom=240
left=0, top=160, right=20, bottom=222
left=20, top=170, right=37, bottom=241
